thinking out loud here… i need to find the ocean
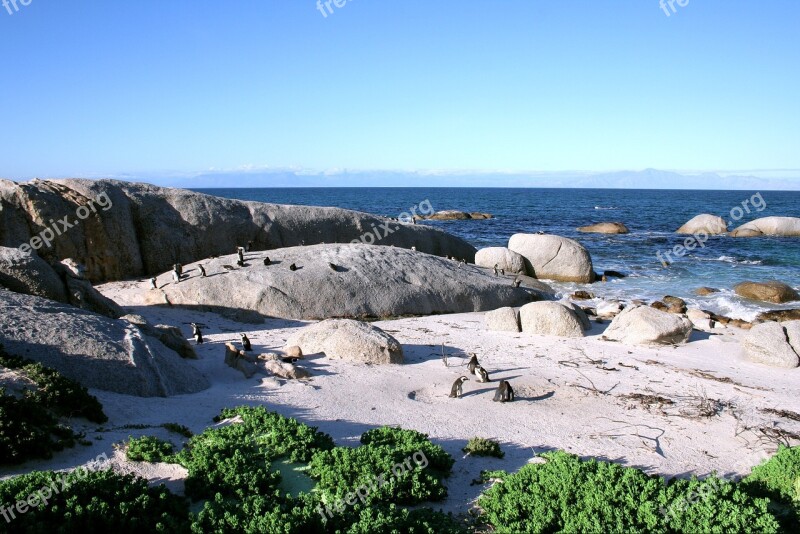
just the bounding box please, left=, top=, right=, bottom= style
left=195, top=188, right=800, bottom=321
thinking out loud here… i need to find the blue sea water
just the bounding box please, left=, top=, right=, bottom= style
left=196, top=188, right=800, bottom=321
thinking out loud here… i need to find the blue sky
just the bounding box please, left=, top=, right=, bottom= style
left=1, top=1, right=799, bottom=185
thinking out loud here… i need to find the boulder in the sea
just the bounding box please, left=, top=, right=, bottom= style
left=475, top=247, right=526, bottom=274
left=741, top=321, right=800, bottom=368
left=421, top=210, right=493, bottom=221
left=577, top=222, right=629, bottom=234
left=519, top=301, right=585, bottom=338
left=0, top=290, right=209, bottom=396
left=676, top=214, right=728, bottom=235
left=571, top=290, right=594, bottom=300
left=734, top=281, right=799, bottom=304
left=485, top=307, right=520, bottom=332
left=508, top=234, right=594, bottom=283
left=603, top=305, right=693, bottom=346
left=286, top=319, right=403, bottom=364
left=695, top=287, right=720, bottom=296
left=144, top=244, right=547, bottom=320
left=731, top=217, right=800, bottom=237
left=757, top=309, right=800, bottom=323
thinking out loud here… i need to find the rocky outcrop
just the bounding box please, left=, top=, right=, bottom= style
left=741, top=321, right=800, bottom=368
left=508, top=234, right=594, bottom=283
left=519, top=301, right=585, bottom=338
left=485, top=307, right=520, bottom=332
left=695, top=287, right=720, bottom=296
left=730, top=217, right=800, bottom=237
left=0, top=179, right=477, bottom=283
left=757, top=309, right=800, bottom=323
left=224, top=342, right=258, bottom=378
left=734, top=281, right=799, bottom=304
left=577, top=222, right=629, bottom=234
left=421, top=210, right=493, bottom=221
left=686, top=308, right=714, bottom=331
left=286, top=319, right=403, bottom=364
left=262, top=360, right=311, bottom=379
left=143, top=244, right=548, bottom=320
left=474, top=247, right=526, bottom=274
left=676, top=214, right=727, bottom=235
left=121, top=314, right=197, bottom=359
left=602, top=305, right=693, bottom=346
left=0, top=289, right=209, bottom=396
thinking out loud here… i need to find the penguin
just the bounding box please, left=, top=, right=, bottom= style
left=512, top=279, right=522, bottom=288
left=199, top=264, right=207, bottom=277
left=191, top=323, right=204, bottom=345
left=237, top=248, right=245, bottom=263
left=493, top=264, right=499, bottom=276
left=411, top=246, right=417, bottom=251
left=149, top=277, right=157, bottom=290
left=500, top=268, right=505, bottom=276
left=493, top=380, right=515, bottom=403
left=246, top=241, right=253, bottom=252
left=467, top=353, right=479, bottom=375
left=449, top=376, right=469, bottom=398
left=475, top=366, right=490, bottom=383
left=172, top=270, right=180, bottom=284
left=174, top=263, right=183, bottom=277
left=263, top=257, right=271, bottom=266
left=301, top=240, right=306, bottom=246
left=237, top=259, right=246, bottom=267
left=240, top=333, right=252, bottom=351
left=289, top=263, right=297, bottom=271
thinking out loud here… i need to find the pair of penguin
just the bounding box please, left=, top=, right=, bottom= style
left=448, top=354, right=514, bottom=402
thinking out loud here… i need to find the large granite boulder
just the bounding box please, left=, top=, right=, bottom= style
left=741, top=321, right=800, bottom=368
left=286, top=319, right=403, bottom=364
left=143, top=244, right=548, bottom=320
left=508, top=234, right=594, bottom=283
left=0, top=290, right=209, bottom=396
left=676, top=214, right=727, bottom=235
left=519, top=301, right=585, bottom=338
left=474, top=247, right=526, bottom=274
left=485, top=307, right=520, bottom=332
left=421, top=210, right=493, bottom=220
left=577, top=222, right=629, bottom=234
left=734, top=281, right=799, bottom=304
left=0, top=179, right=476, bottom=283
left=730, top=217, right=800, bottom=237
left=121, top=314, right=197, bottom=359
left=602, top=305, right=692, bottom=346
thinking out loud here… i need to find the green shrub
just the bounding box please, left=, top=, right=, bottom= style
left=192, top=492, right=323, bottom=533
left=462, top=437, right=504, bottom=458
left=345, top=505, right=467, bottom=534
left=0, top=469, right=190, bottom=533
left=742, top=445, right=800, bottom=527
left=162, top=423, right=192, bottom=438
left=477, top=451, right=781, bottom=534
left=126, top=435, right=175, bottom=463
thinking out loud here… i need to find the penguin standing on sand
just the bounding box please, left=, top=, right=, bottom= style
left=467, top=353, right=480, bottom=375
left=174, top=263, right=183, bottom=277
left=149, top=277, right=157, bottom=290
left=191, top=323, right=204, bottom=345
left=512, top=278, right=521, bottom=288
left=172, top=269, right=180, bottom=284
left=475, top=366, right=490, bottom=383
left=240, top=334, right=252, bottom=351
left=237, top=247, right=245, bottom=263
left=199, top=264, right=207, bottom=277
left=263, top=257, right=271, bottom=266
left=493, top=380, right=514, bottom=403
left=493, top=264, right=499, bottom=276
left=449, top=376, right=469, bottom=398
left=289, top=263, right=297, bottom=271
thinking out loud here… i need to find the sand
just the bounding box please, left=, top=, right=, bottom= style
left=2, top=278, right=799, bottom=517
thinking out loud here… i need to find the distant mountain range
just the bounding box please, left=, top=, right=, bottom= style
left=115, top=168, right=800, bottom=190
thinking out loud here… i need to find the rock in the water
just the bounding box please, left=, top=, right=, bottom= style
left=741, top=321, right=800, bottom=368
left=508, top=234, right=594, bottom=283
left=0, top=247, right=68, bottom=302
left=519, top=301, right=585, bottom=338
left=731, top=217, right=800, bottom=237
left=676, top=214, right=728, bottom=235
left=734, top=281, right=799, bottom=304
left=144, top=244, right=547, bottom=320
left=695, top=287, right=720, bottom=296
left=577, top=222, right=629, bottom=234
left=485, top=307, right=520, bottom=332
left=571, top=290, right=594, bottom=300
left=603, top=305, right=693, bottom=346
left=475, top=247, right=526, bottom=274
left=262, top=360, right=311, bottom=379
left=286, top=319, right=403, bottom=364
left=0, top=290, right=209, bottom=396
left=421, top=210, right=493, bottom=221
left=757, top=309, right=800, bottom=323
left=0, top=179, right=476, bottom=282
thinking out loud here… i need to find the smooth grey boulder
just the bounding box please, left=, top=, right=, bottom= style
left=0, top=179, right=476, bottom=282
left=475, top=247, right=526, bottom=274
left=741, top=321, right=800, bottom=368
left=286, top=319, right=403, bottom=364
left=734, top=280, right=799, bottom=304
left=676, top=214, right=728, bottom=235
left=561, top=300, right=591, bottom=331
left=0, top=290, right=209, bottom=396
left=731, top=217, right=800, bottom=237
left=0, top=246, right=68, bottom=302
left=519, top=301, right=585, bottom=338
left=508, top=234, right=594, bottom=283
left=262, top=360, right=311, bottom=379
left=603, top=305, right=693, bottom=346
left=121, top=314, right=197, bottom=359
left=577, top=222, right=629, bottom=234
left=686, top=308, right=714, bottom=331
left=485, top=307, right=520, bottom=332
left=144, top=244, right=547, bottom=320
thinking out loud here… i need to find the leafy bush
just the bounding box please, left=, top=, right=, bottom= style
left=345, top=505, right=467, bottom=534
left=477, top=451, right=781, bottom=534
left=162, top=423, right=192, bottom=438
left=192, top=492, right=323, bottom=533
left=126, top=435, right=175, bottom=463
left=743, top=445, right=800, bottom=528
left=462, top=437, right=504, bottom=459
left=0, top=469, right=190, bottom=533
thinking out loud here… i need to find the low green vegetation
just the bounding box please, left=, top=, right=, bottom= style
left=125, top=435, right=175, bottom=463
left=462, top=437, right=504, bottom=458
left=162, top=422, right=192, bottom=438
left=743, top=445, right=800, bottom=527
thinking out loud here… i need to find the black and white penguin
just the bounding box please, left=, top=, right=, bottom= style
left=512, top=278, right=521, bottom=288
left=467, top=353, right=479, bottom=375
left=449, top=376, right=469, bottom=398
left=263, top=257, right=271, bottom=266
left=493, top=264, right=499, bottom=276
left=237, top=248, right=245, bottom=263
left=149, top=277, right=157, bottom=290
left=191, top=323, right=204, bottom=345
left=493, top=380, right=514, bottom=403
left=199, top=264, right=207, bottom=277
left=240, top=333, right=252, bottom=351
left=172, top=270, right=180, bottom=284
left=475, top=366, right=490, bottom=383
left=289, top=263, right=297, bottom=271
left=237, top=259, right=246, bottom=267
